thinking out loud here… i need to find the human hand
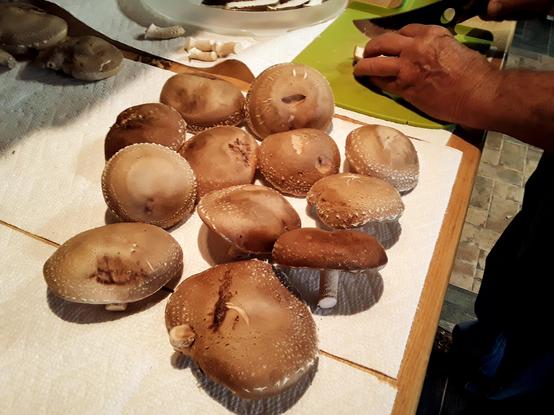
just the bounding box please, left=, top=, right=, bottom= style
left=353, top=24, right=501, bottom=124
left=483, top=0, right=554, bottom=20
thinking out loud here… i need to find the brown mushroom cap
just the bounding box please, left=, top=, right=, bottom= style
left=160, top=73, right=245, bottom=133
left=180, top=126, right=257, bottom=197
left=40, top=36, right=123, bottom=81
left=43, top=223, right=183, bottom=305
left=346, top=125, right=419, bottom=192
left=273, top=228, right=387, bottom=270
left=307, top=173, right=404, bottom=229
left=258, top=128, right=340, bottom=196
left=165, top=259, right=317, bottom=399
left=0, top=4, right=67, bottom=54
left=197, top=184, right=301, bottom=254
left=245, top=63, right=335, bottom=140
left=104, top=103, right=187, bottom=160
left=102, top=143, right=197, bottom=229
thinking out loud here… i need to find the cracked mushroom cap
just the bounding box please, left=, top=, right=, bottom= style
left=105, top=103, right=187, bottom=160
left=307, top=173, right=404, bottom=229
left=197, top=184, right=301, bottom=254
left=160, top=73, right=245, bottom=133
left=41, top=35, right=123, bottom=81
left=180, top=126, right=257, bottom=198
left=346, top=125, right=419, bottom=192
left=102, top=143, right=197, bottom=229
left=273, top=228, right=387, bottom=270
left=165, top=259, right=317, bottom=399
left=43, top=223, right=183, bottom=305
left=258, top=128, right=340, bottom=196
left=245, top=63, right=335, bottom=140
left=0, top=3, right=68, bottom=54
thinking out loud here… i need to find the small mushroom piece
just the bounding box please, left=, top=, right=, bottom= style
left=0, top=4, right=68, bottom=54
left=0, top=48, right=16, bottom=69
left=273, top=228, right=387, bottom=308
left=214, top=41, right=241, bottom=58
left=40, top=36, right=123, bottom=81
left=245, top=63, right=334, bottom=140
left=179, top=126, right=257, bottom=197
left=165, top=259, right=318, bottom=398
left=102, top=143, right=197, bottom=229
left=346, top=125, right=419, bottom=192
left=183, top=37, right=214, bottom=52
left=307, top=173, right=404, bottom=229
left=104, top=103, right=187, bottom=160
left=144, top=23, right=185, bottom=40
left=258, top=128, right=340, bottom=196
left=353, top=45, right=364, bottom=63
left=197, top=184, right=301, bottom=255
left=160, top=73, right=245, bottom=133
left=187, top=47, right=218, bottom=62
left=43, top=223, right=183, bottom=309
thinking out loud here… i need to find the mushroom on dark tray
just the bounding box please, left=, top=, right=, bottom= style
left=0, top=3, right=67, bottom=54
left=165, top=259, right=318, bottom=398
left=43, top=223, right=183, bottom=311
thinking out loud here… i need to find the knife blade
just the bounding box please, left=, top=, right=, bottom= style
left=353, top=0, right=488, bottom=37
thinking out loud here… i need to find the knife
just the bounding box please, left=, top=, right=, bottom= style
left=353, top=0, right=489, bottom=37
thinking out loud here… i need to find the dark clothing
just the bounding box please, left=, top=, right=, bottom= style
left=452, top=152, right=554, bottom=400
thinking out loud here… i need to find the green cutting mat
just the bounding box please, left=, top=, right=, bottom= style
left=294, top=1, right=449, bottom=129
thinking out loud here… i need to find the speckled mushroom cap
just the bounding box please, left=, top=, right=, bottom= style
left=102, top=143, right=197, bottom=229
left=0, top=4, right=68, bottom=54
left=41, top=36, right=123, bottom=81
left=346, top=125, right=419, bottom=192
left=105, top=103, right=187, bottom=160
left=273, top=228, right=387, bottom=270
left=258, top=128, right=340, bottom=196
left=245, top=63, right=334, bottom=140
left=43, top=223, right=183, bottom=305
left=160, top=73, right=245, bottom=133
left=180, top=126, right=257, bottom=197
left=307, top=173, right=404, bottom=228
left=197, top=184, right=301, bottom=254
left=165, top=259, right=317, bottom=399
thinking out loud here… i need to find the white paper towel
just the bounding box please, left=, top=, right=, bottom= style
left=0, top=226, right=397, bottom=414
left=0, top=59, right=462, bottom=379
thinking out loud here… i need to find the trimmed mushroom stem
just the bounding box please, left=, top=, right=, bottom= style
left=105, top=303, right=128, bottom=311
left=169, top=324, right=196, bottom=354
left=318, top=269, right=339, bottom=309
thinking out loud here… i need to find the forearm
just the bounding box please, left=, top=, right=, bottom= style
left=465, top=70, right=554, bottom=152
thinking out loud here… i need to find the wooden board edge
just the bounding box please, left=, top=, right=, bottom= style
left=391, top=134, right=481, bottom=415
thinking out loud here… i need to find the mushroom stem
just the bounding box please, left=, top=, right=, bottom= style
left=226, top=302, right=250, bottom=326
left=0, top=49, right=16, bottom=69
left=169, top=324, right=196, bottom=354
left=318, top=269, right=339, bottom=309
left=105, top=303, right=128, bottom=311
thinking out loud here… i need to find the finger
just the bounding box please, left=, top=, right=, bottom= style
left=363, top=32, right=412, bottom=57
left=354, top=56, right=401, bottom=78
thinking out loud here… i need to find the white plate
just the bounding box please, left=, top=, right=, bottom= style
left=141, top=0, right=347, bottom=36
